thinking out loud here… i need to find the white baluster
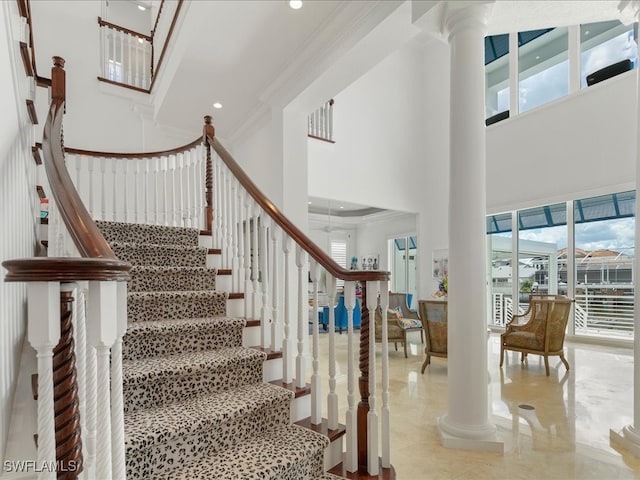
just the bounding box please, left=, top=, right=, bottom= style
left=87, top=158, right=95, bottom=219
left=87, top=281, right=118, bottom=480
left=295, top=245, right=307, bottom=389
left=327, top=274, right=339, bottom=430
left=154, top=157, right=160, bottom=224
left=134, top=161, right=141, bottom=224
left=118, top=30, right=124, bottom=83
left=226, top=172, right=233, bottom=268
left=74, top=284, right=88, bottom=468
left=177, top=153, right=184, bottom=226
left=380, top=284, right=391, bottom=468
left=282, top=232, right=293, bottom=384
left=142, top=39, right=149, bottom=89
left=109, top=29, right=115, bottom=81
left=221, top=169, right=229, bottom=266
left=127, top=32, right=132, bottom=85
left=344, top=280, right=357, bottom=472
left=27, top=282, right=60, bottom=480
left=111, top=282, right=127, bottom=479
left=196, top=145, right=204, bottom=230
left=231, top=180, right=239, bottom=291
left=243, top=192, right=251, bottom=318
left=260, top=216, right=270, bottom=348
left=251, top=204, right=259, bottom=321
left=366, top=281, right=379, bottom=475
left=184, top=151, right=192, bottom=227
left=99, top=158, right=106, bottom=221
left=328, top=100, right=334, bottom=141
left=167, top=155, right=178, bottom=227
left=163, top=156, right=169, bottom=225
left=310, top=259, right=321, bottom=425
left=85, top=340, right=97, bottom=469
left=143, top=158, right=149, bottom=225
left=270, top=223, right=281, bottom=352
left=74, top=154, right=82, bottom=198
left=111, top=159, right=117, bottom=221
left=123, top=160, right=129, bottom=223
left=237, top=187, right=245, bottom=296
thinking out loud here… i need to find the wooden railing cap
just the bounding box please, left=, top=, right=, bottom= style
left=2, top=257, right=131, bottom=283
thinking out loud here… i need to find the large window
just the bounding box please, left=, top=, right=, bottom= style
left=389, top=236, right=417, bottom=309
left=485, top=34, right=509, bottom=119
left=581, top=20, right=638, bottom=88
left=519, top=27, right=569, bottom=113
left=487, top=191, right=634, bottom=339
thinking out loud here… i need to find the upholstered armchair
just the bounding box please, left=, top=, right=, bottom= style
left=374, top=305, right=419, bottom=358
left=418, top=300, right=448, bottom=373
left=500, top=295, right=573, bottom=376
left=388, top=292, right=424, bottom=344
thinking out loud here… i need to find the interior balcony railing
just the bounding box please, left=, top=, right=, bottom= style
left=308, top=99, right=335, bottom=143
left=98, top=0, right=183, bottom=93
left=4, top=57, right=395, bottom=478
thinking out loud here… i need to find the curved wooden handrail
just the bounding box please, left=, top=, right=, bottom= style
left=152, top=0, right=165, bottom=37
left=204, top=117, right=389, bottom=283
left=148, top=0, right=184, bottom=92
left=40, top=58, right=122, bottom=263
left=98, top=17, right=152, bottom=42
left=61, top=137, right=202, bottom=159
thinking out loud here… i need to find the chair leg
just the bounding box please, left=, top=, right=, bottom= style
left=394, top=342, right=398, bottom=352
left=403, top=340, right=408, bottom=358
left=544, top=355, right=550, bottom=376
left=559, top=352, right=570, bottom=371
left=500, top=344, right=504, bottom=367
left=421, top=354, right=430, bottom=374
left=420, top=330, right=424, bottom=344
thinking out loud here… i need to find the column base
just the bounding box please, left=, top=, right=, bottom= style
left=438, top=414, right=504, bottom=453
left=610, top=426, right=640, bottom=458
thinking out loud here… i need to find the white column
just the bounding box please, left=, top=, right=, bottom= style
left=610, top=3, right=640, bottom=456
left=438, top=2, right=503, bottom=453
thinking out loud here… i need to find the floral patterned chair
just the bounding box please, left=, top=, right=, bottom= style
left=500, top=295, right=573, bottom=376
left=374, top=304, right=421, bottom=358
left=388, top=292, right=423, bottom=344
left=418, top=300, right=448, bottom=373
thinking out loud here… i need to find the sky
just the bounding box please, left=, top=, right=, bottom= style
left=517, top=217, right=635, bottom=255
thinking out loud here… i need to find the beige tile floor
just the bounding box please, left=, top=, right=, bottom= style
left=312, top=329, right=640, bottom=479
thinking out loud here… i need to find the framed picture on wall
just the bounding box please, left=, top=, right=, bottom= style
left=432, top=249, right=448, bottom=279
left=361, top=254, right=379, bottom=270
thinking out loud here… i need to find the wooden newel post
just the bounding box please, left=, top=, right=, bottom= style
left=54, top=288, right=83, bottom=479
left=357, top=282, right=370, bottom=472
left=203, top=115, right=215, bottom=233
left=52, top=56, right=65, bottom=105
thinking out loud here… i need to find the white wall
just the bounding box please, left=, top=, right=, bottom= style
left=487, top=69, right=637, bottom=213
left=357, top=212, right=417, bottom=272
left=0, top=1, right=39, bottom=463
left=30, top=1, right=192, bottom=152
left=308, top=43, right=426, bottom=213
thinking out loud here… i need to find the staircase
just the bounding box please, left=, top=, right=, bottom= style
left=95, top=219, right=339, bottom=479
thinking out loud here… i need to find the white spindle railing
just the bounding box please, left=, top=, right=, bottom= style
left=99, top=19, right=152, bottom=90
left=307, top=99, right=334, bottom=142
left=65, top=143, right=206, bottom=228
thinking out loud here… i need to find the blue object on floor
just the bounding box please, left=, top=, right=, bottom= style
left=321, top=295, right=361, bottom=333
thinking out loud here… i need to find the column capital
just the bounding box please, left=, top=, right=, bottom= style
left=445, top=1, right=494, bottom=40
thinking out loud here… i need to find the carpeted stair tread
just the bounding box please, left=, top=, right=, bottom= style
left=123, top=317, right=245, bottom=361
left=128, top=265, right=217, bottom=292
left=148, top=424, right=329, bottom=480
left=96, top=220, right=199, bottom=246
left=127, top=290, right=228, bottom=321
left=123, top=347, right=266, bottom=413
left=109, top=241, right=208, bottom=267
left=125, top=382, right=293, bottom=450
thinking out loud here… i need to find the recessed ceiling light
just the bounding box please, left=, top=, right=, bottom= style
left=138, top=4, right=146, bottom=11
left=138, top=37, right=144, bottom=44
left=289, top=0, right=302, bottom=9
left=535, top=55, right=540, bottom=60
left=213, top=102, right=223, bottom=109
left=339, top=206, right=344, bottom=209
left=308, top=201, right=312, bottom=205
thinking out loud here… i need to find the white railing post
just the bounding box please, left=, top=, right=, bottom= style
left=366, top=281, right=379, bottom=476
left=111, top=159, right=118, bottom=221
left=327, top=275, right=338, bottom=430
left=111, top=281, right=128, bottom=479
left=282, top=233, right=293, bottom=384
left=379, top=285, right=390, bottom=468
left=251, top=205, right=260, bottom=321
left=231, top=180, right=240, bottom=291
left=237, top=186, right=245, bottom=295
left=295, top=245, right=307, bottom=389
left=243, top=193, right=252, bottom=318
left=260, top=216, right=270, bottom=348
left=74, top=283, right=88, bottom=470
left=344, top=280, right=357, bottom=472
left=87, top=281, right=118, bottom=480
left=27, top=282, right=60, bottom=480
left=271, top=224, right=281, bottom=352
left=310, top=260, right=321, bottom=425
